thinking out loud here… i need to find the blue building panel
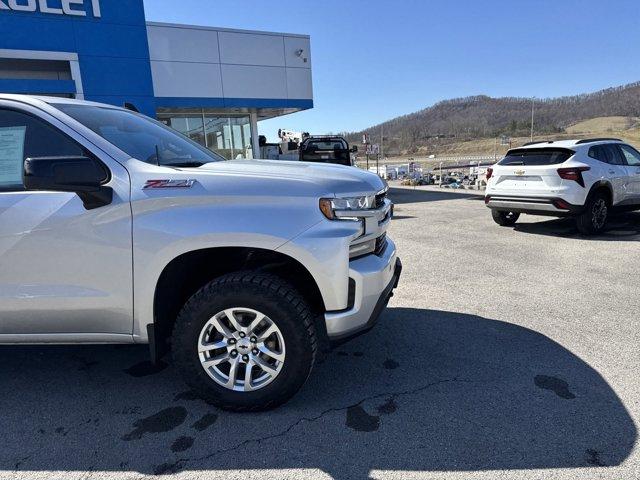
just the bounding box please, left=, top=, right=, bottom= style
left=0, top=79, right=76, bottom=95
left=0, top=0, right=312, bottom=118
left=0, top=0, right=156, bottom=116
left=0, top=16, right=77, bottom=52
left=73, top=23, right=152, bottom=59
left=78, top=57, right=154, bottom=97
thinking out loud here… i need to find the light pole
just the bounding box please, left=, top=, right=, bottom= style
left=530, top=97, right=535, bottom=142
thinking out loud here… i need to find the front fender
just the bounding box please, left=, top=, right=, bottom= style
left=277, top=219, right=362, bottom=312
left=130, top=194, right=323, bottom=341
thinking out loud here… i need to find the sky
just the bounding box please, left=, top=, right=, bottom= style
left=144, top=0, right=640, bottom=141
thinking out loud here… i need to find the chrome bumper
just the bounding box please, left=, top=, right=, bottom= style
left=325, top=238, right=401, bottom=341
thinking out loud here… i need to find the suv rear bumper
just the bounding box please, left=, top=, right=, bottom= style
left=485, top=195, right=584, bottom=217
left=325, top=238, right=401, bottom=343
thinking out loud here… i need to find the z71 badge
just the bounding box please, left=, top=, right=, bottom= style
left=143, top=179, right=195, bottom=189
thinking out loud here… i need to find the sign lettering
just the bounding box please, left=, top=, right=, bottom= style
left=0, top=0, right=101, bottom=17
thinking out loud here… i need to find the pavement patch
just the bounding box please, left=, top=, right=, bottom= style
left=383, top=359, right=400, bottom=370
left=122, top=406, right=188, bottom=441
left=171, top=436, right=194, bottom=453
left=377, top=398, right=398, bottom=415
left=534, top=375, right=576, bottom=399
left=346, top=405, right=380, bottom=432
left=191, top=413, right=218, bottom=432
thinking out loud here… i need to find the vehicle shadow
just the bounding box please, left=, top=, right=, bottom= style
left=513, top=212, right=640, bottom=241
left=389, top=187, right=484, bottom=205
left=0, top=308, right=635, bottom=478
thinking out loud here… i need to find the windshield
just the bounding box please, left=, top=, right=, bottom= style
left=53, top=104, right=225, bottom=167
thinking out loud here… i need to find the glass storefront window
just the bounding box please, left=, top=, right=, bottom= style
left=159, top=111, right=253, bottom=160
left=165, top=116, right=205, bottom=146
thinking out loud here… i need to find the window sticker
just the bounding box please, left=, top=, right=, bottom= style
left=0, top=126, right=26, bottom=187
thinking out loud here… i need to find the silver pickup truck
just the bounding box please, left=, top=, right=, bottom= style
left=0, top=96, right=402, bottom=411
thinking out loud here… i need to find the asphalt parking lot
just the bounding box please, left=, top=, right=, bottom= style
left=0, top=185, right=638, bottom=480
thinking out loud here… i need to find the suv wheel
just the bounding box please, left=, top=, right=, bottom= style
left=492, top=210, right=520, bottom=226
left=576, top=192, right=608, bottom=235
left=173, top=272, right=318, bottom=412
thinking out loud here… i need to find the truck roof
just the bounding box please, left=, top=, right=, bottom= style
left=0, top=94, right=127, bottom=110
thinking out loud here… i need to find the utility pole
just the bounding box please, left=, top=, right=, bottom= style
left=530, top=97, right=535, bottom=142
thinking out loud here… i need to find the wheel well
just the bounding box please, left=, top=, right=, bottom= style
left=589, top=183, right=613, bottom=206
left=152, top=248, right=326, bottom=356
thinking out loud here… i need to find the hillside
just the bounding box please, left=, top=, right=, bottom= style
left=348, top=82, right=640, bottom=157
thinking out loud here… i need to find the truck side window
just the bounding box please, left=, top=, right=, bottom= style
left=0, top=109, right=84, bottom=191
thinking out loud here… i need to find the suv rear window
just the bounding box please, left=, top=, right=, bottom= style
left=499, top=148, right=574, bottom=166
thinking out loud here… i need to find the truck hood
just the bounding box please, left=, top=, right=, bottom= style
left=188, top=159, right=386, bottom=197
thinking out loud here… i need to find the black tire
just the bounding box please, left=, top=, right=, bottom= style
left=492, top=210, right=520, bottom=226
left=576, top=192, right=609, bottom=235
left=172, top=272, right=318, bottom=412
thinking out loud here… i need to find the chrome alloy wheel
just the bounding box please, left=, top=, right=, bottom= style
left=591, top=198, right=608, bottom=230
left=198, top=308, right=286, bottom=392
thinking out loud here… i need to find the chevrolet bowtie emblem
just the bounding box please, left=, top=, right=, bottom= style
left=515, top=170, right=525, bottom=176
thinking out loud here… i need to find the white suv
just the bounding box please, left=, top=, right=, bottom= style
left=485, top=138, right=640, bottom=234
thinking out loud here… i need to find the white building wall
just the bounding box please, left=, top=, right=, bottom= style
left=146, top=22, right=313, bottom=102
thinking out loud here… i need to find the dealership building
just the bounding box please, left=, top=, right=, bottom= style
left=0, top=0, right=314, bottom=159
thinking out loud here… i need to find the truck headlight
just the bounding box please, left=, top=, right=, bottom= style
left=319, top=195, right=375, bottom=220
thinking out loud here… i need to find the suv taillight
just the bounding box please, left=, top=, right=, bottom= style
left=557, top=167, right=590, bottom=187
left=486, top=167, right=493, bottom=180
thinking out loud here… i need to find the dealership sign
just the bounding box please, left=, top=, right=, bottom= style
left=0, top=0, right=101, bottom=17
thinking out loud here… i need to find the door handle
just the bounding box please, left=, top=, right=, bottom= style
left=609, top=170, right=616, bottom=174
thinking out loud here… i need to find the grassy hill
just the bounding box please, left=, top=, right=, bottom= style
left=349, top=82, right=640, bottom=158
left=565, top=116, right=639, bottom=135
left=374, top=116, right=640, bottom=166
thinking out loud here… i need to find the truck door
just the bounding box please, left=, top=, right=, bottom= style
left=0, top=103, right=133, bottom=338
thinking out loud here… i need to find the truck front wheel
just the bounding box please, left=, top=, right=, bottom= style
left=172, top=272, right=318, bottom=412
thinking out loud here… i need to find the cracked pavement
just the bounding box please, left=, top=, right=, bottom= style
left=0, top=186, right=638, bottom=480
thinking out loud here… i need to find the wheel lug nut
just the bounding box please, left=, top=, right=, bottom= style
left=229, top=339, right=236, bottom=345
left=252, top=349, right=259, bottom=355
left=242, top=355, right=249, bottom=362
left=239, top=332, right=246, bottom=338
left=250, top=337, right=257, bottom=343
left=230, top=350, right=238, bottom=357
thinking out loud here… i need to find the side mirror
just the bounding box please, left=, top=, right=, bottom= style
left=24, top=156, right=113, bottom=210
left=351, top=146, right=358, bottom=153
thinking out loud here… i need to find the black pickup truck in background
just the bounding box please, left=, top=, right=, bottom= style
left=299, top=136, right=358, bottom=166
